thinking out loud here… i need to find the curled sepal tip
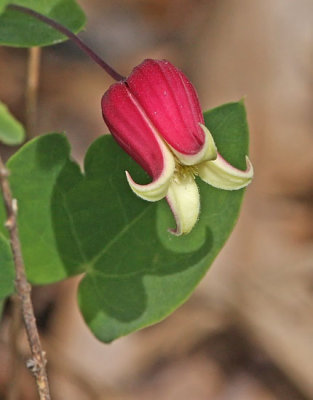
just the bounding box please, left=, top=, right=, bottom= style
left=166, top=172, right=200, bottom=235
left=125, top=140, right=176, bottom=202
left=198, top=154, right=253, bottom=190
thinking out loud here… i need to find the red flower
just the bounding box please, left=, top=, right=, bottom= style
left=102, top=59, right=253, bottom=235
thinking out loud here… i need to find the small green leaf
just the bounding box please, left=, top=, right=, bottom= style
left=0, top=133, right=81, bottom=285
left=0, top=102, right=25, bottom=145
left=0, top=0, right=86, bottom=47
left=0, top=134, right=72, bottom=297
left=16, top=134, right=80, bottom=282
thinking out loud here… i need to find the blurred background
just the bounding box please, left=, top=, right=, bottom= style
left=0, top=0, right=313, bottom=399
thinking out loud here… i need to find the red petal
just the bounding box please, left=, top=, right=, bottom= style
left=101, top=82, right=165, bottom=179
left=126, top=59, right=205, bottom=156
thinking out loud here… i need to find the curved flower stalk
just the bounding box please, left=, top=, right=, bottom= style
left=102, top=59, right=253, bottom=235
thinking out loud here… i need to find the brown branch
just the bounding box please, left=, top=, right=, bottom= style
left=6, top=295, right=22, bottom=400
left=0, top=157, right=51, bottom=400
left=25, top=47, right=41, bottom=138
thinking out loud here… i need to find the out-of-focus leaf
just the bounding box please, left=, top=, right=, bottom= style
left=0, top=102, right=25, bottom=145
left=0, top=0, right=86, bottom=47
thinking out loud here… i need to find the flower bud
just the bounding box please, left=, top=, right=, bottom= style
left=101, top=59, right=253, bottom=235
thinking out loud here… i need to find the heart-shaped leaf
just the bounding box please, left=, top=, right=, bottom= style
left=0, top=101, right=250, bottom=342
left=0, top=0, right=85, bottom=47
left=0, top=102, right=25, bottom=145
left=78, top=100, right=250, bottom=341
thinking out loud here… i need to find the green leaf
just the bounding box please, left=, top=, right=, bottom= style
left=0, top=134, right=82, bottom=284
left=0, top=101, right=250, bottom=342
left=78, top=100, right=250, bottom=342
left=0, top=102, right=25, bottom=145
left=0, top=0, right=86, bottom=47
left=0, top=134, right=73, bottom=297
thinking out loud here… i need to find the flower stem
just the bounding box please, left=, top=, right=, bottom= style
left=8, top=4, right=125, bottom=82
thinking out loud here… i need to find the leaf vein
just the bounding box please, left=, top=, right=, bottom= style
left=89, top=205, right=152, bottom=268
